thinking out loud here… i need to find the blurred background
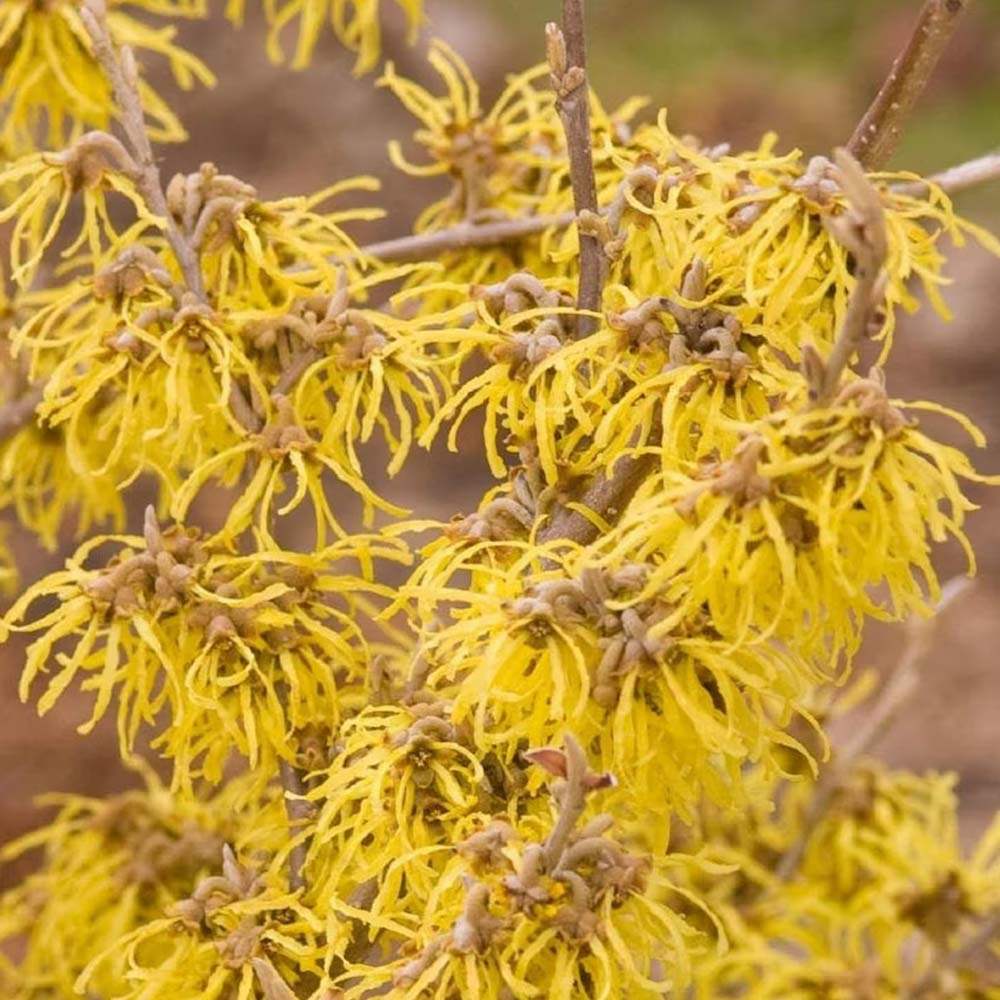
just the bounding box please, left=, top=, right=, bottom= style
left=1, top=0, right=998, bottom=880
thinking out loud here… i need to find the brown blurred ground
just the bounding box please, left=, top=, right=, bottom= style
left=1, top=1, right=998, bottom=871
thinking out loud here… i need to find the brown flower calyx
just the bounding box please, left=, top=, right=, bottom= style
left=474, top=271, right=573, bottom=321
left=46, top=131, right=139, bottom=191
left=191, top=562, right=316, bottom=649
left=166, top=162, right=260, bottom=251
left=93, top=245, right=173, bottom=304
left=388, top=703, right=473, bottom=790
left=790, top=154, right=841, bottom=205
left=83, top=506, right=205, bottom=615
left=610, top=260, right=749, bottom=383
left=447, top=471, right=537, bottom=543
left=250, top=280, right=390, bottom=371
left=490, top=317, right=566, bottom=377
left=255, top=394, right=315, bottom=456
left=602, top=163, right=687, bottom=248
left=458, top=821, right=515, bottom=871
left=675, top=435, right=771, bottom=520
left=122, top=295, right=222, bottom=356
left=835, top=369, right=912, bottom=438
left=167, top=844, right=265, bottom=932
left=507, top=562, right=682, bottom=708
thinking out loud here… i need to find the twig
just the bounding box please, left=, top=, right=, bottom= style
left=775, top=577, right=972, bottom=882
left=277, top=758, right=310, bottom=893
left=538, top=452, right=655, bottom=546
left=892, top=149, right=1000, bottom=197
left=361, top=211, right=576, bottom=263
left=848, top=0, right=975, bottom=169
left=78, top=0, right=261, bottom=434
left=547, top=1, right=603, bottom=337
left=78, top=0, right=204, bottom=300
left=808, top=148, right=888, bottom=406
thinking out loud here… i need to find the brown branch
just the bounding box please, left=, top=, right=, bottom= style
left=848, top=0, right=975, bottom=169
left=354, top=149, right=1000, bottom=267
left=78, top=0, right=204, bottom=301
left=547, top=1, right=603, bottom=337
left=809, top=149, right=888, bottom=406
left=538, top=452, right=655, bottom=546
left=79, top=0, right=262, bottom=434
left=775, top=577, right=972, bottom=882
left=361, top=210, right=576, bottom=263
left=892, top=149, right=1000, bottom=197
left=905, top=909, right=1000, bottom=997
left=277, top=758, right=310, bottom=893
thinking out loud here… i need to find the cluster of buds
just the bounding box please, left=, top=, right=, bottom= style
left=610, top=259, right=751, bottom=384
left=395, top=737, right=643, bottom=987
left=84, top=507, right=205, bottom=615
left=505, top=564, right=684, bottom=706
left=166, top=161, right=261, bottom=253
left=474, top=272, right=576, bottom=376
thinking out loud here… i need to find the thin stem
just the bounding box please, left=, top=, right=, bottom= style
left=78, top=0, right=261, bottom=434
left=278, top=758, right=310, bottom=893
left=812, top=149, right=888, bottom=406
left=775, top=578, right=971, bottom=882
left=893, top=149, right=1000, bottom=197
left=360, top=211, right=576, bottom=263
left=848, top=0, right=974, bottom=169
left=547, top=1, right=603, bottom=337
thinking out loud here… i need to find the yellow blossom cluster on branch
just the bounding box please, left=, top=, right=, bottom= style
left=0, top=0, right=999, bottom=997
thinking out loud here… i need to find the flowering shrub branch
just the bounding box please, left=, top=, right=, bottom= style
left=0, top=1, right=998, bottom=997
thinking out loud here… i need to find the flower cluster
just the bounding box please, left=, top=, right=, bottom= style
left=0, top=3, right=998, bottom=999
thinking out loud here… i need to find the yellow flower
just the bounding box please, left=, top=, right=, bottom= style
left=604, top=375, right=996, bottom=662
left=228, top=0, right=424, bottom=74
left=407, top=549, right=823, bottom=840
left=3, top=511, right=409, bottom=790
left=77, top=842, right=324, bottom=999
left=338, top=738, right=724, bottom=998
left=0, top=0, right=213, bottom=151
left=0, top=762, right=285, bottom=1000
left=168, top=166, right=383, bottom=304
left=303, top=701, right=521, bottom=915
left=0, top=134, right=158, bottom=287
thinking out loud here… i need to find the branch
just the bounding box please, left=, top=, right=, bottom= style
left=78, top=0, right=204, bottom=301
left=361, top=211, right=576, bottom=263
left=893, top=149, right=1000, bottom=197
left=538, top=451, right=655, bottom=546
left=277, top=758, right=310, bottom=893
left=353, top=149, right=1000, bottom=267
left=547, top=1, right=603, bottom=337
left=78, top=0, right=261, bottom=434
left=848, top=0, right=974, bottom=169
left=775, top=577, right=972, bottom=882
left=808, top=149, right=888, bottom=406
